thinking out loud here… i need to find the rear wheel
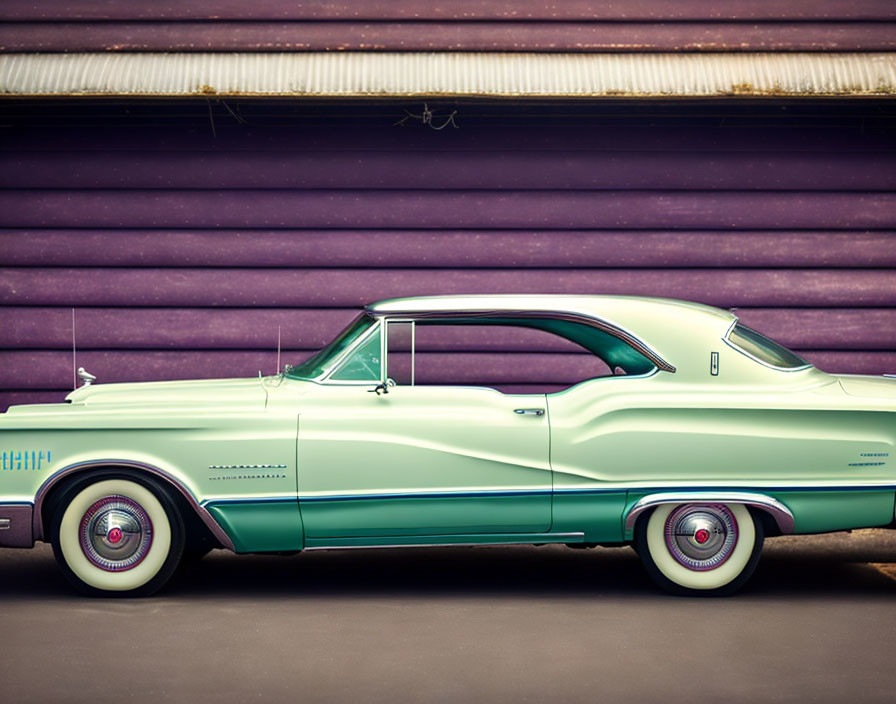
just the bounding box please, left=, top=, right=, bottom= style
left=50, top=474, right=185, bottom=597
left=635, top=502, right=763, bottom=596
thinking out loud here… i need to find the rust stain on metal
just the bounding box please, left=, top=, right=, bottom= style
left=729, top=82, right=756, bottom=95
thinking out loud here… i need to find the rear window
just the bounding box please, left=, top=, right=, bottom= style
left=727, top=323, right=810, bottom=370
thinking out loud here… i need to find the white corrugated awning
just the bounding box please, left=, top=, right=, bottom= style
left=1, top=52, right=894, bottom=98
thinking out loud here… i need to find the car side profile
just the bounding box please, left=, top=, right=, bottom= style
left=0, top=294, right=893, bottom=596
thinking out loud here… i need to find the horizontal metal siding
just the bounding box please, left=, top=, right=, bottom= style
left=4, top=151, right=896, bottom=190
left=2, top=192, right=894, bottom=229
left=4, top=23, right=896, bottom=53
left=4, top=2, right=895, bottom=22
left=1, top=1, right=895, bottom=53
left=3, top=231, right=895, bottom=267
left=3, top=269, right=895, bottom=307
left=0, top=104, right=893, bottom=410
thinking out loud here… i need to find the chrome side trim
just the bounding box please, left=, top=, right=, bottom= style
left=624, top=492, right=795, bottom=534
left=369, top=309, right=676, bottom=373
left=304, top=532, right=585, bottom=550
left=202, top=496, right=296, bottom=506
left=32, top=460, right=236, bottom=551
left=0, top=504, right=34, bottom=548
left=299, top=489, right=552, bottom=502
left=297, top=483, right=896, bottom=504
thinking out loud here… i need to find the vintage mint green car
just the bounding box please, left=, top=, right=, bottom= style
left=1, top=295, right=894, bottom=596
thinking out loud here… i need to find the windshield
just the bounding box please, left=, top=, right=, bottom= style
left=286, top=314, right=376, bottom=380
left=727, top=323, right=810, bottom=369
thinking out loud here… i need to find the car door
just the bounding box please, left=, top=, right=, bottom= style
left=296, top=320, right=552, bottom=539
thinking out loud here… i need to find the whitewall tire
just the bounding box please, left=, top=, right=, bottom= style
left=635, top=502, right=764, bottom=596
left=50, top=474, right=185, bottom=597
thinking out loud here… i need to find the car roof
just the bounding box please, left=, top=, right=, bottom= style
left=366, top=294, right=735, bottom=327
left=364, top=295, right=818, bottom=384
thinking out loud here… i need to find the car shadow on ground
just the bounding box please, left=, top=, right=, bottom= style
left=1, top=532, right=895, bottom=600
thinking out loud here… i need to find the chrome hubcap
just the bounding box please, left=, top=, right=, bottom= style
left=664, top=504, right=738, bottom=571
left=79, top=495, right=153, bottom=571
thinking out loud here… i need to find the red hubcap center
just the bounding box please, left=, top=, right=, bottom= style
left=107, top=527, right=123, bottom=544
left=694, top=528, right=710, bottom=544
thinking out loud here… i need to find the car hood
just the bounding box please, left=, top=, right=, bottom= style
left=61, top=377, right=269, bottom=409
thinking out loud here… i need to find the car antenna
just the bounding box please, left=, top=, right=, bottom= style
left=71, top=308, right=77, bottom=390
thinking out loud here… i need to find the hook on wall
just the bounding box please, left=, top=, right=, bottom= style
left=394, top=103, right=459, bottom=130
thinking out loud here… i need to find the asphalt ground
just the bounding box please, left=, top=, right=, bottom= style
left=1, top=530, right=895, bottom=704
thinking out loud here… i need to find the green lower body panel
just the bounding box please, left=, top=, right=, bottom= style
left=551, top=492, right=627, bottom=543
left=769, top=490, right=895, bottom=534
left=208, top=489, right=896, bottom=552
left=299, top=494, right=550, bottom=538
left=206, top=500, right=303, bottom=553
left=304, top=532, right=584, bottom=549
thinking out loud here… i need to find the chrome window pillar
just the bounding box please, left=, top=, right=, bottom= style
left=383, top=318, right=416, bottom=387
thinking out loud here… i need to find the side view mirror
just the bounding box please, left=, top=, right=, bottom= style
left=368, top=378, right=397, bottom=395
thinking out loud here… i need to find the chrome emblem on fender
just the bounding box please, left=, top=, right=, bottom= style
left=208, top=464, right=288, bottom=470
left=1, top=450, right=51, bottom=471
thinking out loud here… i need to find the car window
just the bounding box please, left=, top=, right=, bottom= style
left=727, top=323, right=810, bottom=370
left=385, top=318, right=655, bottom=394
left=329, top=325, right=383, bottom=381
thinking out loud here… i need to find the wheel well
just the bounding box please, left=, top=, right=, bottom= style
left=750, top=506, right=781, bottom=538
left=631, top=501, right=784, bottom=538
left=40, top=466, right=220, bottom=551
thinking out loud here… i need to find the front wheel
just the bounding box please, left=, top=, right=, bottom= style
left=50, top=475, right=185, bottom=597
left=635, top=502, right=764, bottom=596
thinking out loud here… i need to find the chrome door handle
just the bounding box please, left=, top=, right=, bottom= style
left=514, top=408, right=544, bottom=416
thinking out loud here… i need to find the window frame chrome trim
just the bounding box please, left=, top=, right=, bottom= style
left=316, top=315, right=385, bottom=386
left=285, top=312, right=381, bottom=385
left=367, top=308, right=676, bottom=374
left=723, top=319, right=814, bottom=373
left=291, top=307, right=675, bottom=389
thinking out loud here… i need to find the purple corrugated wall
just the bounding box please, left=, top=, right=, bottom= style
left=0, top=102, right=894, bottom=409
left=1, top=0, right=895, bottom=52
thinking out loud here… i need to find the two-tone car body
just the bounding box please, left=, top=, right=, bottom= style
left=1, top=295, right=894, bottom=595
